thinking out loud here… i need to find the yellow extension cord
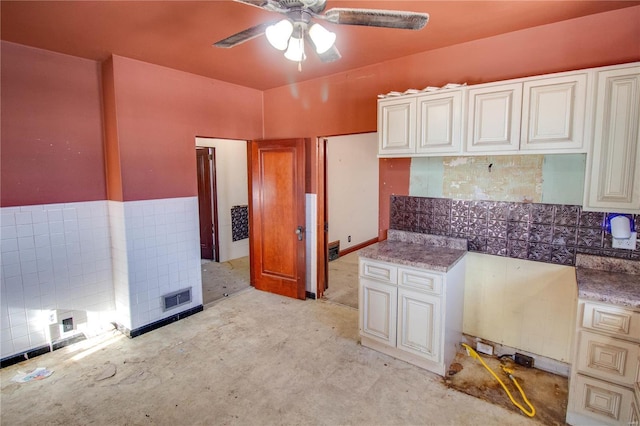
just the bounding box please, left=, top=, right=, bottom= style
left=461, top=343, right=536, bottom=418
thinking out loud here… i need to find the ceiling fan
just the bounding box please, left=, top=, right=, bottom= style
left=213, top=0, right=429, bottom=66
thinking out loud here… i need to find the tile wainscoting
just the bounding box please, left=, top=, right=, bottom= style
left=108, top=197, right=202, bottom=332
left=1, top=201, right=114, bottom=359
left=1, top=197, right=203, bottom=361
left=390, top=196, right=639, bottom=265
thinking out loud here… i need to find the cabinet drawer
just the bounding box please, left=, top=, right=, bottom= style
left=398, top=267, right=443, bottom=295
left=582, top=302, right=640, bottom=342
left=573, top=374, right=635, bottom=425
left=577, top=330, right=640, bottom=387
left=360, top=260, right=397, bottom=285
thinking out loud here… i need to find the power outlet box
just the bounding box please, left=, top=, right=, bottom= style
left=515, top=353, right=534, bottom=368
left=612, top=232, right=637, bottom=250
left=62, top=317, right=74, bottom=333
left=476, top=341, right=494, bottom=356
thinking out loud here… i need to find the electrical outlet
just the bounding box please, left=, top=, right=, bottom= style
left=476, top=341, right=494, bottom=356
left=515, top=353, right=534, bottom=368
left=62, top=317, right=74, bottom=333
left=47, top=310, right=57, bottom=324
left=612, top=232, right=637, bottom=250
left=348, top=235, right=351, bottom=242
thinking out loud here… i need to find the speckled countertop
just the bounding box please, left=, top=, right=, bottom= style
left=358, top=230, right=467, bottom=272
left=575, top=254, right=640, bottom=309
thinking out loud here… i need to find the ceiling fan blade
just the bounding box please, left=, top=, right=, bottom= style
left=305, top=33, right=341, bottom=63
left=234, top=0, right=288, bottom=13
left=213, top=21, right=276, bottom=48
left=322, top=8, right=429, bottom=30
left=317, top=45, right=341, bottom=63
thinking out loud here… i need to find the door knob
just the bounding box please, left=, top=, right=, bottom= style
left=295, top=225, right=305, bottom=241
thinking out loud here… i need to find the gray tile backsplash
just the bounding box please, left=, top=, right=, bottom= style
left=389, top=196, right=640, bottom=266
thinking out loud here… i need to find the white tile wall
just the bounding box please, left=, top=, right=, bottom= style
left=1, top=201, right=115, bottom=359
left=305, top=194, right=317, bottom=296
left=1, top=196, right=203, bottom=360
left=108, top=197, right=202, bottom=331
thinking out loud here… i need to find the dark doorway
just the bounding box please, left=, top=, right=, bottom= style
left=196, top=147, right=219, bottom=261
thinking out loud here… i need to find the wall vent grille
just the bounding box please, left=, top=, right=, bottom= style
left=163, top=287, right=192, bottom=312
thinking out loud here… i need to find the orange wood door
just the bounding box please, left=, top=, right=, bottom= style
left=249, top=139, right=306, bottom=300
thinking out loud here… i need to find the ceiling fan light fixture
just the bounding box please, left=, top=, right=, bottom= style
left=265, top=19, right=293, bottom=50
left=284, top=34, right=306, bottom=62
left=308, top=23, right=336, bottom=54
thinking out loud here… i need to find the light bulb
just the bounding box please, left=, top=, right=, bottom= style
left=308, top=23, right=336, bottom=54
left=284, top=36, right=306, bottom=62
left=266, top=19, right=293, bottom=51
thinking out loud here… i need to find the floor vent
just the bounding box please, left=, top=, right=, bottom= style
left=163, top=287, right=192, bottom=312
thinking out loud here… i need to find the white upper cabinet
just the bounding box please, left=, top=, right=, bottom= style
left=465, top=82, right=522, bottom=153
left=520, top=73, right=588, bottom=152
left=377, top=62, right=637, bottom=159
left=416, top=90, right=462, bottom=154
left=378, top=90, right=462, bottom=157
left=378, top=97, right=416, bottom=155
left=583, top=64, right=640, bottom=213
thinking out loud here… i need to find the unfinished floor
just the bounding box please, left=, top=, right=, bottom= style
left=2, top=252, right=560, bottom=425
left=201, top=256, right=251, bottom=305
left=0, top=287, right=547, bottom=425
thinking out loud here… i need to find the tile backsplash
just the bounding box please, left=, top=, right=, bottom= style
left=389, top=196, right=639, bottom=265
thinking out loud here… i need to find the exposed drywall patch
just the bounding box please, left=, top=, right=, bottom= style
left=448, top=157, right=469, bottom=167
left=409, top=157, right=444, bottom=197
left=409, top=154, right=585, bottom=205
left=541, top=154, right=586, bottom=205
left=442, top=155, right=544, bottom=202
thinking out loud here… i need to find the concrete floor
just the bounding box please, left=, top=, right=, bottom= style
left=201, top=257, right=251, bottom=305
left=1, top=253, right=549, bottom=425
left=324, top=251, right=359, bottom=309
left=0, top=287, right=544, bottom=425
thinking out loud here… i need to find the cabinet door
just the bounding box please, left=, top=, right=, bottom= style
left=584, top=66, right=640, bottom=213
left=572, top=374, right=635, bottom=425
left=631, top=401, right=639, bottom=426
left=466, top=83, right=522, bottom=153
left=576, top=330, right=640, bottom=387
left=360, top=278, right=397, bottom=347
left=521, top=74, right=588, bottom=152
left=397, top=286, right=441, bottom=362
left=378, top=97, right=416, bottom=155
left=416, top=90, right=462, bottom=154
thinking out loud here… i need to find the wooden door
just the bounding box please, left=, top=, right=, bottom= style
left=249, top=139, right=306, bottom=300
left=196, top=147, right=218, bottom=260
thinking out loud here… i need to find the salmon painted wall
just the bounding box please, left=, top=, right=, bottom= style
left=105, top=55, right=263, bottom=201
left=0, top=41, right=106, bottom=207
left=262, top=6, right=640, bottom=238
left=102, top=57, right=124, bottom=202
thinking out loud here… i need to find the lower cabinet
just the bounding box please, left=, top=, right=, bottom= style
left=566, top=300, right=640, bottom=425
left=397, top=286, right=441, bottom=363
left=360, top=278, right=397, bottom=347
left=359, top=256, right=465, bottom=377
